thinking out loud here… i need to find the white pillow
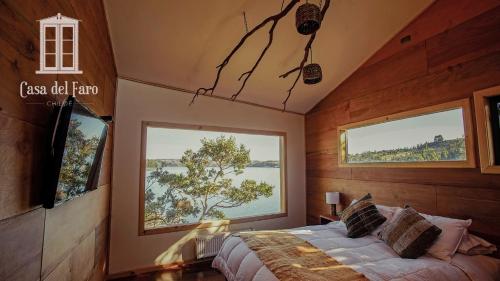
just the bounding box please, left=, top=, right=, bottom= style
left=372, top=205, right=401, bottom=236
left=421, top=213, right=471, bottom=261
left=376, top=204, right=400, bottom=221
left=458, top=230, right=497, bottom=255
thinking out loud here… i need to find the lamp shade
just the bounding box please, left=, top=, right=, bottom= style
left=296, top=3, right=321, bottom=35
left=303, top=63, right=322, bottom=84
left=325, top=192, right=340, bottom=204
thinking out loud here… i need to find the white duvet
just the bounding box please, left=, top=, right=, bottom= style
left=212, top=222, right=500, bottom=281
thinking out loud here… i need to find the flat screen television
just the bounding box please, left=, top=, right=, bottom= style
left=43, top=96, right=108, bottom=208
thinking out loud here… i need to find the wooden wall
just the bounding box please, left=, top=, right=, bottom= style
left=0, top=1, right=116, bottom=280
left=306, top=0, right=500, bottom=244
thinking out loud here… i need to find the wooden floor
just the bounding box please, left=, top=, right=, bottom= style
left=110, top=260, right=226, bottom=281
left=112, top=268, right=225, bottom=281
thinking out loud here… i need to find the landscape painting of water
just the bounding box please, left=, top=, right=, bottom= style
left=143, top=126, right=283, bottom=230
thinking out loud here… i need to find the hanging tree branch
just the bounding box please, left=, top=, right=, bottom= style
left=191, top=0, right=331, bottom=110
left=190, top=0, right=300, bottom=105
left=280, top=0, right=330, bottom=111
left=280, top=32, right=315, bottom=110
left=231, top=20, right=277, bottom=100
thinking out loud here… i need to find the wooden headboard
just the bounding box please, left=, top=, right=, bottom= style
left=333, top=177, right=500, bottom=255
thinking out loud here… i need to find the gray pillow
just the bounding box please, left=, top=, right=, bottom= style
left=378, top=206, right=442, bottom=259
left=340, top=194, right=386, bottom=238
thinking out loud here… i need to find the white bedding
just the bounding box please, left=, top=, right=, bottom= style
left=212, top=222, right=500, bottom=281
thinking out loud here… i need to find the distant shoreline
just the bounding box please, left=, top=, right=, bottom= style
left=147, top=159, right=280, bottom=168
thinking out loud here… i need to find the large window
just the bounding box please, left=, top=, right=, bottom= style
left=338, top=99, right=475, bottom=168
left=139, top=122, right=286, bottom=234
left=474, top=85, right=500, bottom=174
left=489, top=96, right=500, bottom=164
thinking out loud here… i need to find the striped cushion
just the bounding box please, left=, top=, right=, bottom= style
left=341, top=194, right=386, bottom=238
left=378, top=206, right=442, bottom=259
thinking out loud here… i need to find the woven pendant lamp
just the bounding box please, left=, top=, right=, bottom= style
left=296, top=2, right=321, bottom=35
left=303, top=46, right=322, bottom=84
left=303, top=63, right=322, bottom=84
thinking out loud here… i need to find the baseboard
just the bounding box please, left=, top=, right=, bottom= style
left=106, top=258, right=214, bottom=280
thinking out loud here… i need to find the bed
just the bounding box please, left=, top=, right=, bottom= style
left=212, top=222, right=500, bottom=281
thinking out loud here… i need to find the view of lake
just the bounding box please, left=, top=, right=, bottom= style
left=147, top=166, right=282, bottom=224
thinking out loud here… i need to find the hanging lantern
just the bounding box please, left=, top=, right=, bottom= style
left=296, top=3, right=321, bottom=35
left=303, top=63, right=322, bottom=84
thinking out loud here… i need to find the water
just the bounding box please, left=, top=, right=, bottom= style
left=147, top=167, right=282, bottom=224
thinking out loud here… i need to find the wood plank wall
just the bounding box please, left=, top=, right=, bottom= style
left=0, top=0, right=116, bottom=280
left=306, top=0, right=500, bottom=244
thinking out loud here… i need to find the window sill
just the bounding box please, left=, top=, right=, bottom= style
left=338, top=160, right=475, bottom=169
left=139, top=212, right=288, bottom=236
left=36, top=70, right=82, bottom=74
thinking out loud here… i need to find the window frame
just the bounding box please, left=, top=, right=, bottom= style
left=473, top=85, right=500, bottom=174
left=41, top=24, right=59, bottom=72
left=37, top=14, right=81, bottom=74
left=337, top=99, right=476, bottom=168
left=138, top=121, right=288, bottom=235
left=59, top=24, right=76, bottom=71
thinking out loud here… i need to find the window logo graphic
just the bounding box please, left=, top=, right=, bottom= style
left=36, top=13, right=82, bottom=74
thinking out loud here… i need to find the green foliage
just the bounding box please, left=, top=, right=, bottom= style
left=147, top=158, right=280, bottom=169
left=57, top=120, right=99, bottom=200
left=347, top=136, right=466, bottom=163
left=434, top=135, right=444, bottom=142
left=145, top=136, right=274, bottom=228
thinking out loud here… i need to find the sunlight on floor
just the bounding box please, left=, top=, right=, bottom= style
left=154, top=223, right=229, bottom=265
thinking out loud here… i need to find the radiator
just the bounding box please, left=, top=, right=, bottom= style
left=195, top=232, right=230, bottom=259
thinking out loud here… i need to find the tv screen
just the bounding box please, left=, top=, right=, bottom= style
left=44, top=96, right=108, bottom=208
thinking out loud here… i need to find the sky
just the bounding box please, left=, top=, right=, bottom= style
left=71, top=113, right=105, bottom=140
left=347, top=109, right=465, bottom=154
left=146, top=127, right=281, bottom=161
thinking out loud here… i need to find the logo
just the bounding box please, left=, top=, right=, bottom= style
left=36, top=13, right=82, bottom=74
left=20, top=13, right=99, bottom=105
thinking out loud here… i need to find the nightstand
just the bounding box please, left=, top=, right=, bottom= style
left=319, top=214, right=340, bottom=225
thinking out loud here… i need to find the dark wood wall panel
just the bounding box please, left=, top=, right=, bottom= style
left=363, top=0, right=500, bottom=67
left=306, top=1, right=500, bottom=244
left=0, top=112, right=46, bottom=219
left=0, top=208, right=45, bottom=281
left=426, top=6, right=500, bottom=73
left=0, top=0, right=116, bottom=280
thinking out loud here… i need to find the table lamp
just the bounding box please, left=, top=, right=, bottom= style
left=325, top=192, right=340, bottom=216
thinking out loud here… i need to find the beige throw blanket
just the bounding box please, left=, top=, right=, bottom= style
left=239, top=231, right=369, bottom=281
